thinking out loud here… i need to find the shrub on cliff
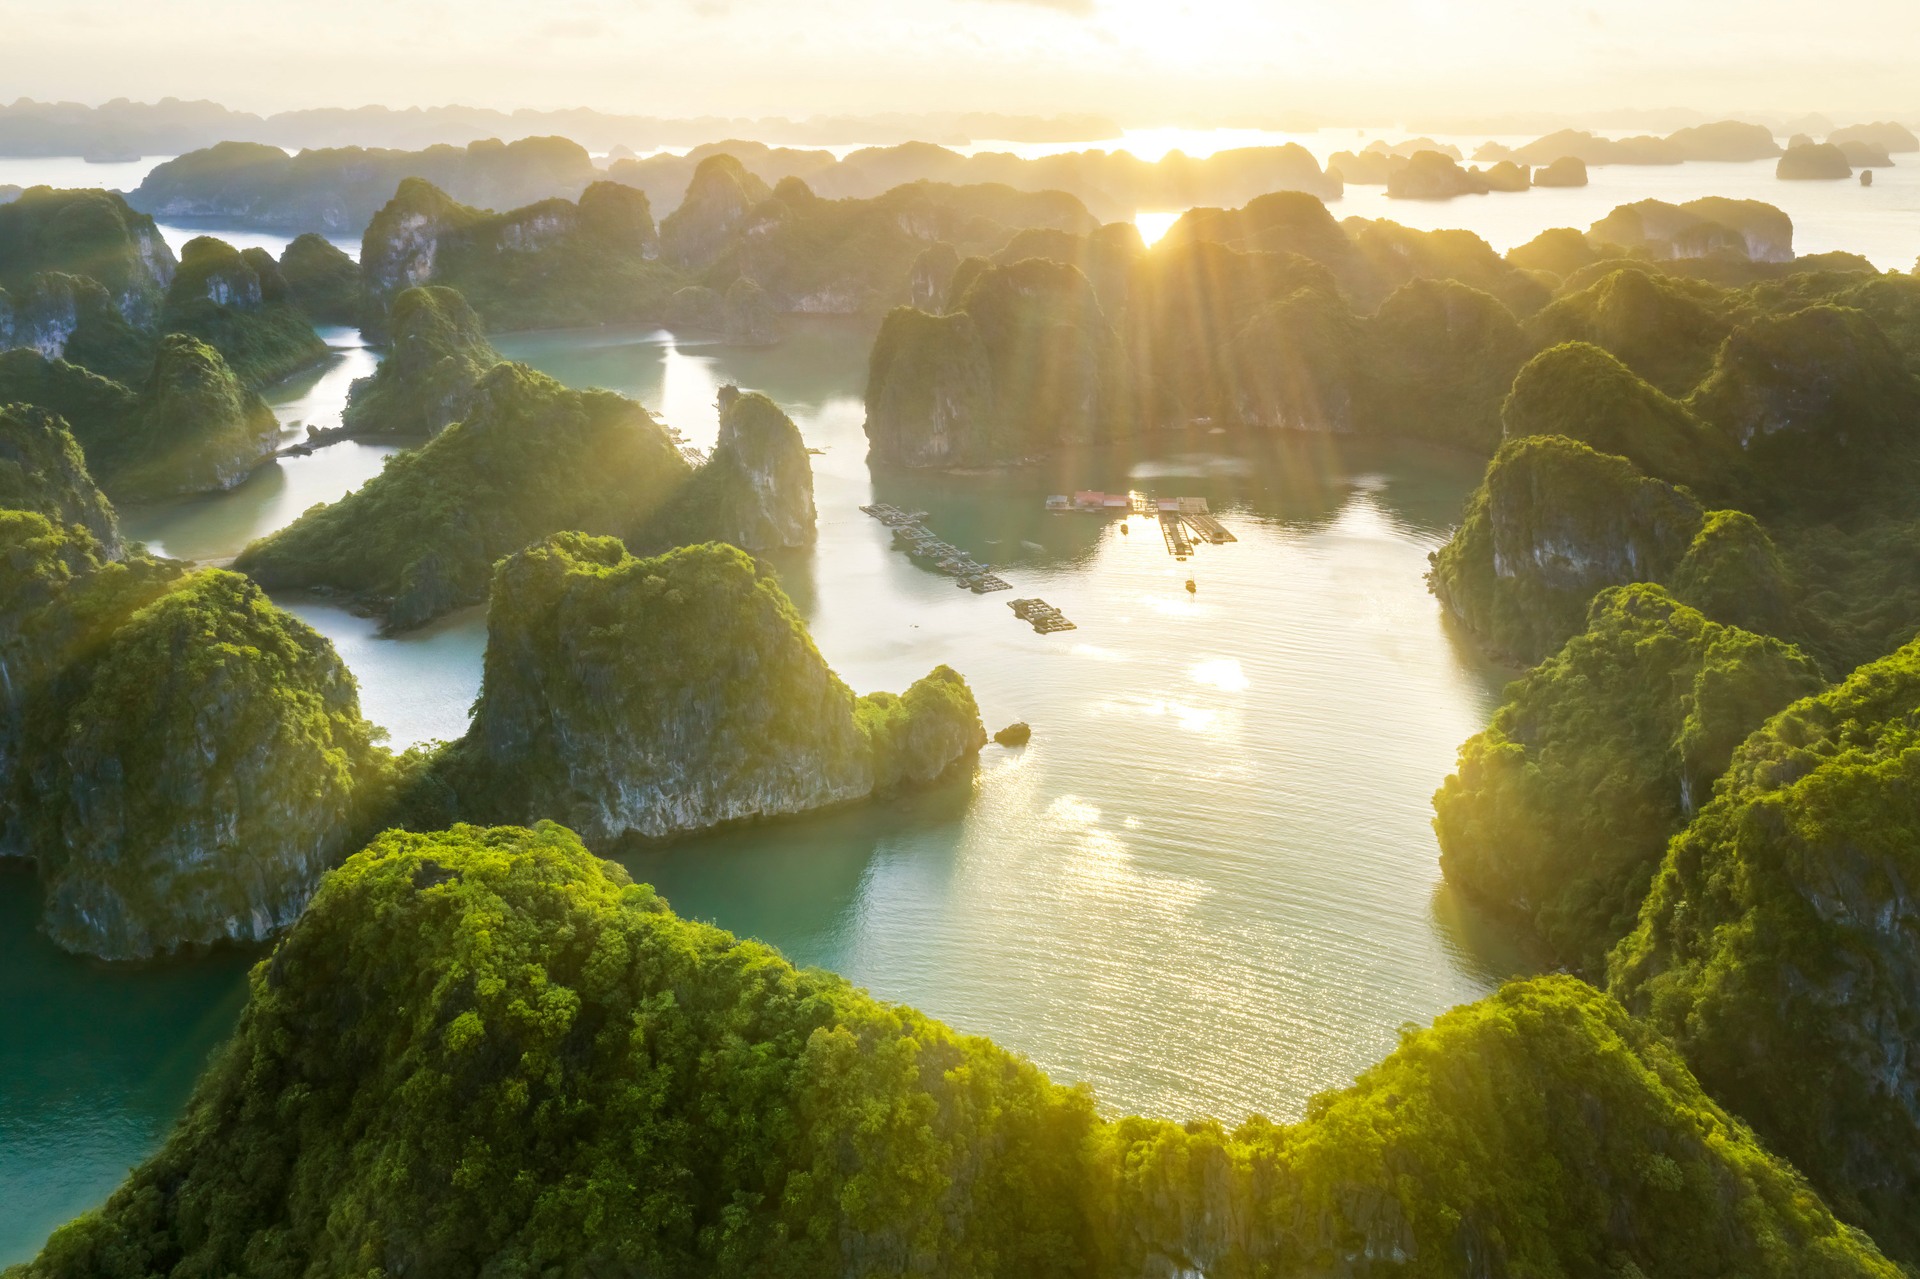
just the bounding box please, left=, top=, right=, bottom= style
left=1362, top=277, right=1531, bottom=452
left=1611, top=638, right=1920, bottom=1259
left=21, top=823, right=1899, bottom=1276
left=235, top=363, right=689, bottom=631
left=1434, top=583, right=1824, bottom=975
left=0, top=185, right=175, bottom=329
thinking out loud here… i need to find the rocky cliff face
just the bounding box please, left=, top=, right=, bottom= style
left=0, top=270, right=152, bottom=384
left=659, top=153, right=771, bottom=268
left=108, top=334, right=280, bottom=501
left=1434, top=583, right=1824, bottom=975
left=1689, top=303, right=1920, bottom=510
left=129, top=136, right=600, bottom=233
left=21, top=828, right=1897, bottom=1278
left=18, top=568, right=386, bottom=960
left=1525, top=268, right=1734, bottom=397
left=865, top=256, right=1124, bottom=467
left=0, top=403, right=121, bottom=554
left=445, top=538, right=983, bottom=843
left=158, top=235, right=328, bottom=388
left=1429, top=434, right=1705, bottom=663
left=1611, top=638, right=1920, bottom=1260
left=277, top=233, right=363, bottom=324
left=235, top=363, right=690, bottom=632
left=648, top=386, right=815, bottom=549
left=340, top=285, right=498, bottom=436
left=360, top=179, right=674, bottom=333
left=0, top=186, right=176, bottom=328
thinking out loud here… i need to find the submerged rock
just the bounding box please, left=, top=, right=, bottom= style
left=340, top=284, right=498, bottom=437
left=436, top=538, right=984, bottom=842
left=21, top=824, right=1898, bottom=1276
left=235, top=362, right=690, bottom=631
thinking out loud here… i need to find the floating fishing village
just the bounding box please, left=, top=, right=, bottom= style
left=859, top=491, right=1238, bottom=635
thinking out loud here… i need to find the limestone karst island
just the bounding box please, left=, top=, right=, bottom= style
left=4, top=3, right=1920, bottom=1274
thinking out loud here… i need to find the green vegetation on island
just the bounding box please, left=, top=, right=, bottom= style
left=339, top=284, right=499, bottom=437
left=412, top=539, right=983, bottom=843
left=15, top=823, right=1897, bottom=1277
left=637, top=385, right=817, bottom=552
left=235, top=362, right=689, bottom=631
left=1610, top=638, right=1920, bottom=1260
left=0, top=401, right=120, bottom=552
left=360, top=177, right=674, bottom=333
left=1434, top=583, right=1824, bottom=975
left=278, top=232, right=363, bottom=324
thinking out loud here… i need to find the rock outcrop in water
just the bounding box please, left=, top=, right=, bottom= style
left=640, top=386, right=816, bottom=551
left=156, top=235, right=329, bottom=388
left=1610, top=638, right=1920, bottom=1261
left=19, top=822, right=1899, bottom=1276
left=693, top=176, right=1100, bottom=316
left=866, top=255, right=1127, bottom=467
left=22, top=568, right=387, bottom=960
left=1530, top=155, right=1588, bottom=187
left=1384, top=149, right=1491, bottom=199
left=0, top=403, right=120, bottom=554
left=658, top=153, right=771, bottom=268
left=1428, top=434, right=1706, bottom=663
left=339, top=285, right=498, bottom=437
left=1778, top=142, right=1853, bottom=179
left=1828, top=121, right=1919, bottom=153
left=1588, top=198, right=1793, bottom=263
left=360, top=177, right=672, bottom=332
left=1434, top=582, right=1824, bottom=975
left=0, top=510, right=387, bottom=961
left=1664, top=120, right=1783, bottom=161
left=277, top=233, right=362, bottom=324
left=0, top=338, right=279, bottom=502
left=429, top=538, right=984, bottom=842
left=234, top=363, right=689, bottom=631
left=0, top=186, right=175, bottom=330
left=128, top=136, right=601, bottom=232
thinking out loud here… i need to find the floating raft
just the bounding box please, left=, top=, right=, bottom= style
left=862, top=504, right=1010, bottom=592
left=1010, top=597, right=1077, bottom=633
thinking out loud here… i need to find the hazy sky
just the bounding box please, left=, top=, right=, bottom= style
left=7, top=0, right=1918, bottom=121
